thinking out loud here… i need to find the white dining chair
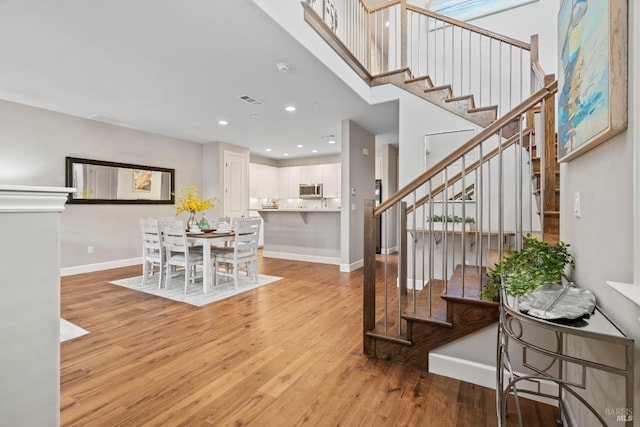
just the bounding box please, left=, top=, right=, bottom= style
left=211, top=218, right=261, bottom=289
left=140, top=218, right=165, bottom=288
left=163, top=220, right=211, bottom=294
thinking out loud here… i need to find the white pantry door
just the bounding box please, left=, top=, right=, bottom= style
left=223, top=150, right=248, bottom=218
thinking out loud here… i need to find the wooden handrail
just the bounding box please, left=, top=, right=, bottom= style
left=405, top=4, right=531, bottom=51
left=357, top=0, right=372, bottom=13
left=405, top=128, right=533, bottom=214
left=302, top=2, right=373, bottom=82
left=531, top=60, right=547, bottom=87
left=374, top=80, right=557, bottom=217
left=365, top=1, right=531, bottom=51
left=368, top=0, right=402, bottom=13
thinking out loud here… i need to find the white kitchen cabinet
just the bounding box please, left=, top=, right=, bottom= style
left=250, top=163, right=278, bottom=198
left=278, top=166, right=301, bottom=199
left=322, top=163, right=341, bottom=198
left=300, top=164, right=323, bottom=184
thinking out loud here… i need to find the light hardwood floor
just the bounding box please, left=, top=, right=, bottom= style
left=60, top=253, right=557, bottom=426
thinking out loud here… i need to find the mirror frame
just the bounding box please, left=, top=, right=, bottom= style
left=65, top=156, right=175, bottom=204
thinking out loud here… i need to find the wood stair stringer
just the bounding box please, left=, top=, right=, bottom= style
left=368, top=265, right=499, bottom=371
left=371, top=70, right=504, bottom=130
left=372, top=297, right=499, bottom=370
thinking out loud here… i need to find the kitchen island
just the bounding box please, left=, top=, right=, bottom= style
left=258, top=208, right=341, bottom=265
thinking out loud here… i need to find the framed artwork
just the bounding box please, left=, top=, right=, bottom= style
left=557, top=0, right=628, bottom=162
left=133, top=169, right=152, bottom=192
left=430, top=0, right=538, bottom=21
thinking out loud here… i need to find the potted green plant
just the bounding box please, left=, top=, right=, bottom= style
left=480, top=234, right=575, bottom=300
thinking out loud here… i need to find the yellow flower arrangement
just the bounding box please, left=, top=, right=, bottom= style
left=175, top=185, right=218, bottom=214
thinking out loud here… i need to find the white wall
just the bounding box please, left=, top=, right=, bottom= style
left=558, top=0, right=640, bottom=422
left=397, top=89, right=480, bottom=185
left=380, top=144, right=399, bottom=252
left=340, top=119, right=375, bottom=270
left=467, top=0, right=559, bottom=78
left=0, top=99, right=203, bottom=270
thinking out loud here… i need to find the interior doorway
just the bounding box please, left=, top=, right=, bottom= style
left=223, top=150, right=248, bottom=218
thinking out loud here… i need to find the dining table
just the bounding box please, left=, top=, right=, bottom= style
left=186, top=229, right=235, bottom=293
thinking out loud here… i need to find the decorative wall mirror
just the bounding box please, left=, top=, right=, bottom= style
left=65, top=157, right=175, bottom=204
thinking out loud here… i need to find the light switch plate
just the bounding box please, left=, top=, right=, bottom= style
left=574, top=192, right=580, bottom=218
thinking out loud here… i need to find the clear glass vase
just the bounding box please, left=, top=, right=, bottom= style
left=186, top=211, right=198, bottom=230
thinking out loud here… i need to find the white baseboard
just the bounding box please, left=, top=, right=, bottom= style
left=380, top=246, right=398, bottom=255
left=340, top=259, right=363, bottom=272
left=262, top=250, right=340, bottom=266
left=60, top=257, right=142, bottom=277
left=428, top=353, right=558, bottom=406
left=405, top=278, right=429, bottom=291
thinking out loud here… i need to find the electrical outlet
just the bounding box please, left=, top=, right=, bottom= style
left=87, top=246, right=94, bottom=254
left=574, top=192, right=581, bottom=218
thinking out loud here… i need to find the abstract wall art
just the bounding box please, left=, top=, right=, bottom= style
left=557, top=0, right=628, bottom=162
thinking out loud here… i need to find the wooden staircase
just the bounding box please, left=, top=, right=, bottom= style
left=367, top=261, right=499, bottom=370
left=303, top=0, right=560, bottom=371
left=372, top=70, right=499, bottom=130
left=375, top=67, right=562, bottom=239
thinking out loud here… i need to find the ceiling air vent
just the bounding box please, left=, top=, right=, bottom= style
left=238, top=95, right=264, bottom=106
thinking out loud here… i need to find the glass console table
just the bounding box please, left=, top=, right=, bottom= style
left=497, top=291, right=634, bottom=426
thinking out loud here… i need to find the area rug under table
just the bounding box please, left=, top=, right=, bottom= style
left=109, top=272, right=283, bottom=307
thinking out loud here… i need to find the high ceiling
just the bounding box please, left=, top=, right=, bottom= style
left=0, top=0, right=398, bottom=159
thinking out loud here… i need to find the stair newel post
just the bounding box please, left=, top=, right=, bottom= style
left=411, top=192, right=417, bottom=313
left=530, top=34, right=539, bottom=93
left=366, top=8, right=371, bottom=73
left=397, top=202, right=408, bottom=336
left=498, top=128, right=504, bottom=258
left=428, top=180, right=434, bottom=317
left=461, top=154, right=466, bottom=297
left=516, top=114, right=523, bottom=251
left=543, top=88, right=557, bottom=235
left=400, top=0, right=407, bottom=70
left=363, top=198, right=377, bottom=356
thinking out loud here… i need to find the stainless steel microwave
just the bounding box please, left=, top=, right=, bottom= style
left=299, top=183, right=323, bottom=199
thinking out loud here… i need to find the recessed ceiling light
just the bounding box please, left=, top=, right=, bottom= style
left=265, top=148, right=272, bottom=152
left=296, top=144, right=303, bottom=148
left=283, top=153, right=289, bottom=156
left=328, top=140, right=336, bottom=144
left=218, top=120, right=228, bottom=126
left=285, top=106, right=296, bottom=112
left=276, top=62, right=290, bottom=72
left=312, top=149, right=318, bottom=153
